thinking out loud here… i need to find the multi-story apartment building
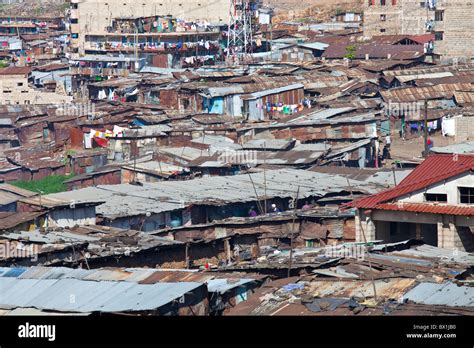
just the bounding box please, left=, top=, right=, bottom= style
left=69, top=0, right=233, bottom=56
left=363, top=0, right=474, bottom=62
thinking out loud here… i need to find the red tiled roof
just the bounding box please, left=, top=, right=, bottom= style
left=350, top=154, right=474, bottom=209
left=376, top=203, right=474, bottom=216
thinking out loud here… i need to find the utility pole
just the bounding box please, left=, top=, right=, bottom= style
left=134, top=28, right=138, bottom=72
left=423, top=99, right=429, bottom=157
left=287, top=185, right=300, bottom=278
left=132, top=127, right=138, bottom=183
left=247, top=173, right=264, bottom=214
left=392, top=166, right=397, bottom=187
left=263, top=141, right=267, bottom=214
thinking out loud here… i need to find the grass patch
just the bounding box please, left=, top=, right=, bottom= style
left=11, top=174, right=75, bottom=195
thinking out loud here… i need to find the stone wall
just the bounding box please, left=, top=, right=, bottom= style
left=437, top=218, right=474, bottom=252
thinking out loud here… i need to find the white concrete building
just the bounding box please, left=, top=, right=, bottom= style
left=351, top=154, right=474, bottom=251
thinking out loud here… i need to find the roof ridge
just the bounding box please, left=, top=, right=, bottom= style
left=350, top=154, right=474, bottom=209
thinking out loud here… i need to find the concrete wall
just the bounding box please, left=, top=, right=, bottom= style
left=359, top=209, right=474, bottom=251
left=437, top=216, right=474, bottom=251
left=48, top=206, right=97, bottom=228
left=398, top=172, right=473, bottom=205
left=0, top=75, right=72, bottom=105
left=433, top=0, right=474, bottom=61
left=355, top=210, right=376, bottom=242
left=363, top=0, right=474, bottom=61
left=455, top=115, right=474, bottom=143
left=363, top=0, right=432, bottom=36
left=70, top=0, right=232, bottom=53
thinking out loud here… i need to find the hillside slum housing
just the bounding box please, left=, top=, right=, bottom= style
left=0, top=3, right=472, bottom=317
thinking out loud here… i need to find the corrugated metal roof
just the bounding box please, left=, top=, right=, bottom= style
left=431, top=140, right=474, bottom=154
left=297, top=42, right=329, bottom=51
left=453, top=91, right=474, bottom=105
left=0, top=277, right=203, bottom=313
left=243, top=83, right=304, bottom=100
left=34, top=168, right=386, bottom=219
left=207, top=278, right=255, bottom=294
left=305, top=278, right=417, bottom=300
left=402, top=282, right=474, bottom=307
left=395, top=72, right=454, bottom=83
left=323, top=43, right=425, bottom=60
left=389, top=244, right=474, bottom=265
left=242, top=139, right=295, bottom=151
left=287, top=107, right=355, bottom=124
left=0, top=307, right=90, bottom=316
left=381, top=83, right=474, bottom=103
left=325, top=138, right=373, bottom=160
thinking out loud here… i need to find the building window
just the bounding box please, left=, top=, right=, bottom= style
left=380, top=28, right=386, bottom=33
left=435, top=31, right=443, bottom=41
left=420, top=1, right=425, bottom=8
left=380, top=0, right=386, bottom=5
left=435, top=10, right=444, bottom=21
left=459, top=187, right=474, bottom=204
left=390, top=222, right=397, bottom=235
left=380, top=14, right=386, bottom=21
left=17, top=82, right=23, bottom=87
left=425, top=193, right=447, bottom=202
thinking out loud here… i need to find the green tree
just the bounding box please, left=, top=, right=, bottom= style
left=344, top=45, right=357, bottom=60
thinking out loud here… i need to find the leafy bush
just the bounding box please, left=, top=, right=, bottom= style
left=11, top=174, right=75, bottom=195
left=344, top=45, right=357, bottom=60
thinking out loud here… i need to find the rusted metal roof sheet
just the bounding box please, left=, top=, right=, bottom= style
left=0, top=66, right=31, bottom=76
left=139, top=271, right=214, bottom=284
left=323, top=43, right=425, bottom=60
left=383, top=64, right=474, bottom=77
left=453, top=91, right=474, bottom=105
left=306, top=278, right=417, bottom=300
left=0, top=211, right=46, bottom=230
left=381, top=83, right=474, bottom=103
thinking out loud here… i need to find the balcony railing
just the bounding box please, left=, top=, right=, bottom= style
left=70, top=67, right=131, bottom=77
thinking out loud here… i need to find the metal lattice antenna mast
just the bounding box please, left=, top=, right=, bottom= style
left=227, top=0, right=254, bottom=61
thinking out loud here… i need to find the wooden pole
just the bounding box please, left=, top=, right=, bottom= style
left=263, top=141, right=267, bottom=214
left=185, top=242, right=190, bottom=269
left=356, top=210, right=378, bottom=302
left=287, top=185, right=300, bottom=278
left=248, top=173, right=264, bottom=214
left=347, top=175, right=378, bottom=301
left=423, top=99, right=429, bottom=157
